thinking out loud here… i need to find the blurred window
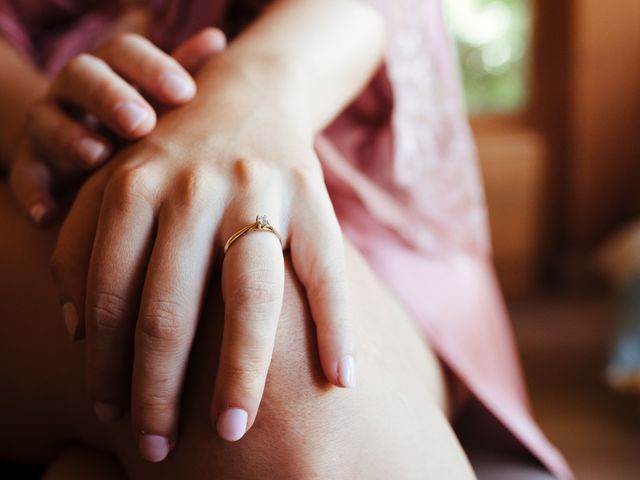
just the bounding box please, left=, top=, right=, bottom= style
left=443, top=0, right=531, bottom=114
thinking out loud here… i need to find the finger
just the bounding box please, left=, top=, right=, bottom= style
left=26, top=99, right=111, bottom=170
left=9, top=143, right=58, bottom=226
left=95, top=33, right=196, bottom=105
left=132, top=173, right=220, bottom=462
left=84, top=164, right=161, bottom=426
left=50, top=164, right=113, bottom=341
left=50, top=53, right=156, bottom=139
left=290, top=187, right=354, bottom=388
left=171, top=28, right=227, bottom=74
left=213, top=209, right=285, bottom=442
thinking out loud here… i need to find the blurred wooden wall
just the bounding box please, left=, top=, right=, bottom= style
left=477, top=0, right=640, bottom=296
left=565, top=0, right=640, bottom=249
left=535, top=0, right=640, bottom=270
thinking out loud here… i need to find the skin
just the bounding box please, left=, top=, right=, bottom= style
left=46, top=0, right=387, bottom=460
left=9, top=28, right=228, bottom=225
left=0, top=188, right=475, bottom=478
left=0, top=0, right=477, bottom=476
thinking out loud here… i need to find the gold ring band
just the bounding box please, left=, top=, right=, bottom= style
left=223, top=215, right=282, bottom=255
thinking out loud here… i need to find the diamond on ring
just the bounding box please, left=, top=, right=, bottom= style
left=223, top=215, right=283, bottom=254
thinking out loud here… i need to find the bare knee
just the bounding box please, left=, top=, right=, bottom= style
left=118, top=251, right=473, bottom=479
left=0, top=184, right=467, bottom=477
left=119, top=257, right=358, bottom=477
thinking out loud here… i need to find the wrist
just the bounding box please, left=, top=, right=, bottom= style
left=196, top=48, right=314, bottom=137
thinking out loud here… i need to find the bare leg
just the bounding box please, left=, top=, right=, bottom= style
left=0, top=182, right=475, bottom=479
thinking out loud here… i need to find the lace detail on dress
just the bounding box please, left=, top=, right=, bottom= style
left=358, top=0, right=490, bottom=255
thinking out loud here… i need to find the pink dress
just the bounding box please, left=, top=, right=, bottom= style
left=0, top=0, right=572, bottom=477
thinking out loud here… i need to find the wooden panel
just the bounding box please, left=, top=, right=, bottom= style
left=466, top=1, right=639, bottom=291
left=528, top=0, right=574, bottom=275
left=473, top=119, right=548, bottom=297
left=567, top=0, right=640, bottom=248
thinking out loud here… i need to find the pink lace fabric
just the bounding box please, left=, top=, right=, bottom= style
left=0, top=1, right=572, bottom=478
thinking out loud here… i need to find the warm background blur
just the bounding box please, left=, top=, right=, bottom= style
left=443, top=0, right=640, bottom=478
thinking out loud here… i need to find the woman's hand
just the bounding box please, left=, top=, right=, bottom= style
left=50, top=53, right=354, bottom=462
left=10, top=28, right=226, bottom=225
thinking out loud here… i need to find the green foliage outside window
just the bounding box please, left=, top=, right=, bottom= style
left=443, top=0, right=531, bottom=113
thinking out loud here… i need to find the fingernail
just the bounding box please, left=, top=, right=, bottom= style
left=29, top=202, right=47, bottom=224
left=338, top=355, right=356, bottom=388
left=159, top=72, right=194, bottom=101
left=76, top=137, right=108, bottom=166
left=114, top=102, right=149, bottom=133
left=216, top=407, right=248, bottom=442
left=208, top=30, right=227, bottom=50
left=138, top=434, right=170, bottom=463
left=94, top=402, right=121, bottom=424
left=62, top=302, right=79, bottom=339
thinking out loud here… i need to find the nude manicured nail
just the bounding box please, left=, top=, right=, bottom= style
left=62, top=302, right=78, bottom=339
left=216, top=408, right=248, bottom=442
left=76, top=137, right=108, bottom=165
left=29, top=202, right=47, bottom=224
left=94, top=402, right=121, bottom=424
left=338, top=355, right=356, bottom=388
left=114, top=102, right=148, bottom=133
left=159, top=72, right=194, bottom=101
left=139, top=434, right=170, bottom=463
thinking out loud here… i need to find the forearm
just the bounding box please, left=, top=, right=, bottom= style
left=0, top=39, right=47, bottom=168
left=197, top=0, right=385, bottom=134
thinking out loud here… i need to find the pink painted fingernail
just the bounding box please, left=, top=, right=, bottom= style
left=76, top=137, right=108, bottom=166
left=62, top=302, right=79, bottom=339
left=94, top=402, right=121, bottom=424
left=139, top=434, right=170, bottom=463
left=208, top=29, right=227, bottom=50
left=338, top=355, right=356, bottom=388
left=216, top=408, right=248, bottom=442
left=159, top=72, right=194, bottom=101
left=29, top=202, right=47, bottom=224
left=114, top=102, right=149, bottom=133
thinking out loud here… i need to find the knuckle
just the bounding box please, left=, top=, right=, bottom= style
left=138, top=300, right=188, bottom=344
left=90, top=291, right=128, bottom=331
left=62, top=55, right=117, bottom=109
left=87, top=76, right=120, bottom=113
left=172, top=168, right=212, bottom=210
left=231, top=157, right=262, bottom=186
left=62, top=53, right=94, bottom=78
left=290, top=163, right=322, bottom=192
left=99, top=32, right=144, bottom=58
left=56, top=53, right=117, bottom=115
left=221, top=361, right=264, bottom=389
left=104, top=33, right=167, bottom=78
left=136, top=392, right=175, bottom=420
left=112, top=32, right=141, bottom=50
left=309, top=253, right=348, bottom=295
left=57, top=54, right=106, bottom=95
left=109, top=164, right=156, bottom=206
left=228, top=273, right=280, bottom=311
